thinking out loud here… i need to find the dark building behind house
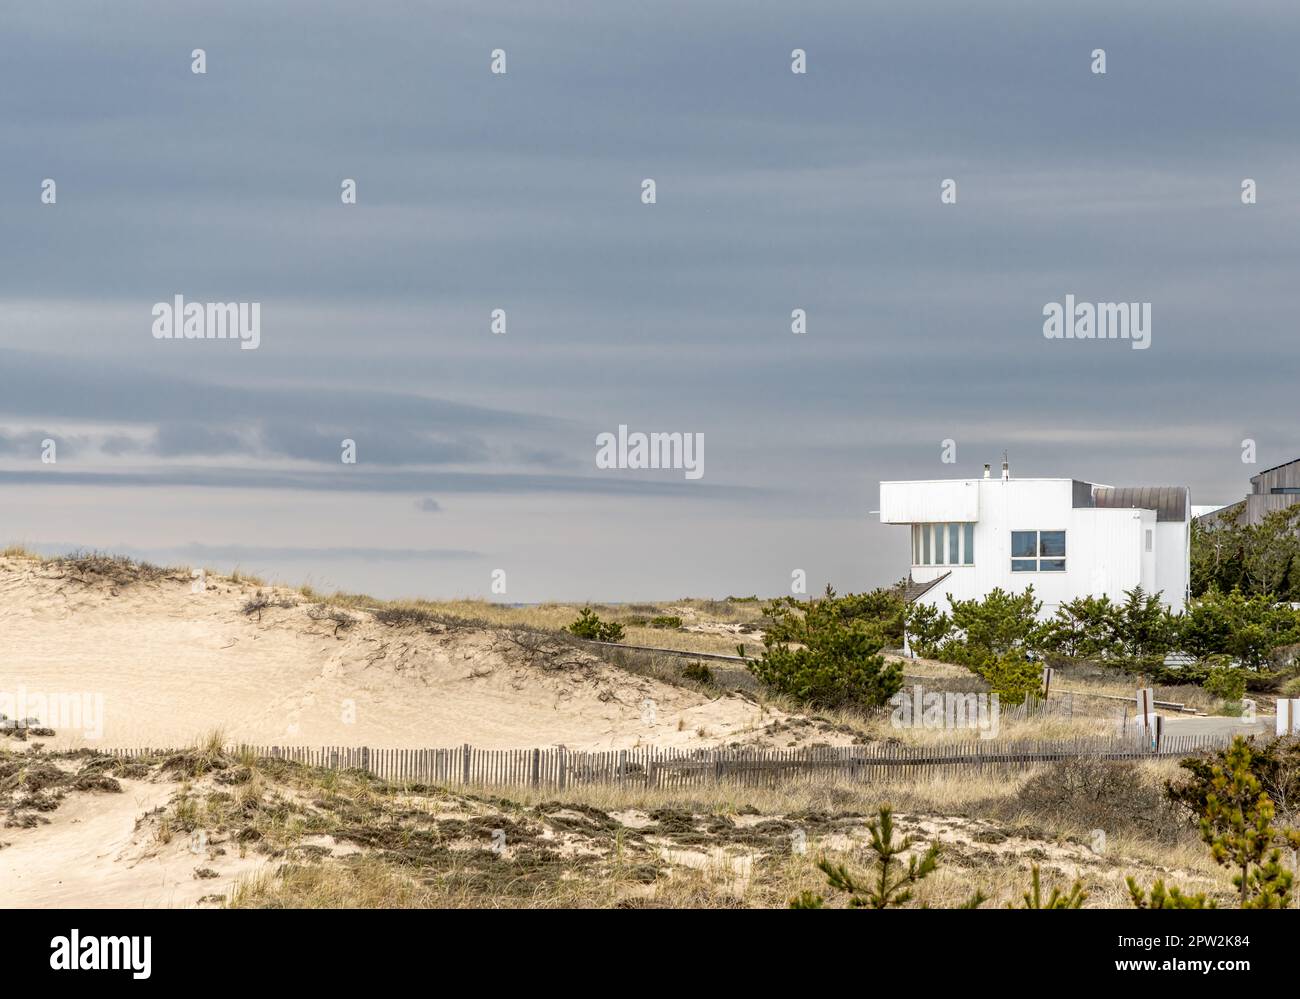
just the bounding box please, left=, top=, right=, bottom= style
left=1197, top=457, right=1300, bottom=528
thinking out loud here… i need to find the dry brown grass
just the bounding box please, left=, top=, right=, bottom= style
left=1, top=733, right=1224, bottom=911
left=198, top=746, right=1238, bottom=909
left=296, top=592, right=767, bottom=657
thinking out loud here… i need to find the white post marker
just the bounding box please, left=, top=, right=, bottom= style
left=1279, top=699, right=1300, bottom=737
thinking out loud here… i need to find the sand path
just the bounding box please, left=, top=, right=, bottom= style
left=0, top=779, right=263, bottom=908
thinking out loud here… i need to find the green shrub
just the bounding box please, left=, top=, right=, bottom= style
left=1039, top=587, right=1176, bottom=661
left=746, top=587, right=901, bottom=708
left=649, top=615, right=682, bottom=630
left=766, top=585, right=906, bottom=648
left=1191, top=505, right=1300, bottom=601
left=968, top=653, right=1042, bottom=706
left=903, top=602, right=952, bottom=658
left=1114, top=587, right=1179, bottom=658
left=946, top=587, right=1043, bottom=659
left=1040, top=594, right=1121, bottom=659
left=1179, top=588, right=1300, bottom=669
left=1168, top=735, right=1300, bottom=828
left=567, top=607, right=625, bottom=643
left=1203, top=657, right=1248, bottom=702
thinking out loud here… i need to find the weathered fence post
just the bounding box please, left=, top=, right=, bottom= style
left=531, top=748, right=541, bottom=788
left=462, top=743, right=471, bottom=785
left=1136, top=688, right=1155, bottom=739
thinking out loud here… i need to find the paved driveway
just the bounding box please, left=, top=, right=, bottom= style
left=1163, top=714, right=1274, bottom=739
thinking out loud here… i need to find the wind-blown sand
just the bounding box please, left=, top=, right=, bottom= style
left=0, top=556, right=800, bottom=752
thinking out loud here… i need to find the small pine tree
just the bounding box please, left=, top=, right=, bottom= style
left=810, top=806, right=939, bottom=908
left=1126, top=877, right=1215, bottom=909
left=1199, top=737, right=1300, bottom=908
left=1009, top=864, right=1087, bottom=909
left=904, top=601, right=952, bottom=658
left=567, top=607, right=625, bottom=643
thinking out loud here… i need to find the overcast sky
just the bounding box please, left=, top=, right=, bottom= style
left=2, top=1, right=1297, bottom=601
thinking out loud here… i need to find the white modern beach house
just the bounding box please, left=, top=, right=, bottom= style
left=880, top=459, right=1190, bottom=631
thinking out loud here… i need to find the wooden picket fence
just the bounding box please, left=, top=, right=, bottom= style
left=107, top=731, right=1232, bottom=790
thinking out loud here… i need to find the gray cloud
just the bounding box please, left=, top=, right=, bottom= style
left=0, top=0, right=1295, bottom=599
left=0, top=466, right=755, bottom=499
left=19, top=541, right=479, bottom=563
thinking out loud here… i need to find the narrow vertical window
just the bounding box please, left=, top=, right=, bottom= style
left=922, top=525, right=931, bottom=564
left=948, top=524, right=959, bottom=567
left=963, top=523, right=974, bottom=564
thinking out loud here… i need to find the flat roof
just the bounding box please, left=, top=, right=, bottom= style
left=880, top=478, right=1189, bottom=522
left=879, top=477, right=1106, bottom=485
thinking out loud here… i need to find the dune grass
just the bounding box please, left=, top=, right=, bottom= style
left=201, top=748, right=1231, bottom=909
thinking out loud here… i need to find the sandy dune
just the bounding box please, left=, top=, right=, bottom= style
left=0, top=556, right=792, bottom=752
left=0, top=776, right=266, bottom=909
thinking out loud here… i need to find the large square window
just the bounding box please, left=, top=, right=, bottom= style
left=1010, top=530, right=1066, bottom=572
